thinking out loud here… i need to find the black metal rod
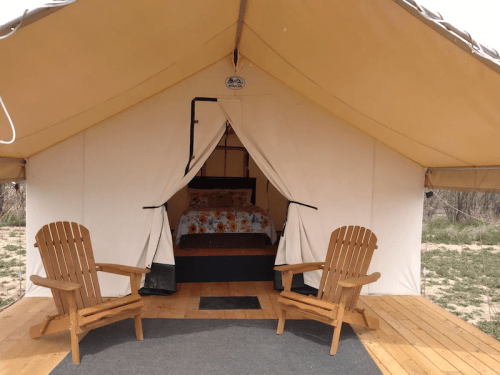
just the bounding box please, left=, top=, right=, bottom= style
left=185, top=97, right=218, bottom=176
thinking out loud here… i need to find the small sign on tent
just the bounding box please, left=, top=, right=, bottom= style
left=225, top=76, right=245, bottom=90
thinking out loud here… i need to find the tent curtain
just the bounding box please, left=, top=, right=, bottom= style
left=218, top=98, right=322, bottom=287
left=144, top=96, right=323, bottom=289
left=143, top=102, right=227, bottom=269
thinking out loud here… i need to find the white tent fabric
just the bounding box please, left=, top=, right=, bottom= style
left=144, top=102, right=227, bottom=268
left=219, top=98, right=323, bottom=286
left=26, top=57, right=424, bottom=297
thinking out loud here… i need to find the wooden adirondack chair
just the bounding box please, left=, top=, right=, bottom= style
left=275, top=225, right=381, bottom=355
left=30, top=222, right=150, bottom=364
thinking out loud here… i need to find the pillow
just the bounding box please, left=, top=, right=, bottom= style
left=228, top=189, right=252, bottom=206
left=187, top=189, right=209, bottom=207
left=186, top=188, right=252, bottom=207
left=208, top=193, right=233, bottom=207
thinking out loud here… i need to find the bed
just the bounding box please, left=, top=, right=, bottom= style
left=173, top=176, right=278, bottom=283
left=174, top=177, right=277, bottom=249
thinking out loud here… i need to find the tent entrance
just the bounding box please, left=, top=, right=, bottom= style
left=140, top=97, right=319, bottom=296
left=166, top=118, right=288, bottom=284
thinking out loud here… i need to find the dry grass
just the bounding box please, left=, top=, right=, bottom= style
left=0, top=227, right=25, bottom=309
left=421, top=242, right=500, bottom=339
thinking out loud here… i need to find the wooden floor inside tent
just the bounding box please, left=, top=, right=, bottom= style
left=1, top=281, right=500, bottom=374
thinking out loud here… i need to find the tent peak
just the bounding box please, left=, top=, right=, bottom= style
left=233, top=0, right=248, bottom=68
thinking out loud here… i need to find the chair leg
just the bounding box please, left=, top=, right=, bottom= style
left=330, top=323, right=342, bottom=356
left=277, top=308, right=286, bottom=334
left=134, top=313, right=144, bottom=340
left=331, top=294, right=348, bottom=355
left=69, top=310, right=80, bottom=364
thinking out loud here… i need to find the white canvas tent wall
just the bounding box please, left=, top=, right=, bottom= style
left=0, top=0, right=499, bottom=296
left=25, top=58, right=424, bottom=296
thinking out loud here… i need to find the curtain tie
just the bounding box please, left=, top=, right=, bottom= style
left=281, top=201, right=318, bottom=237
left=143, top=203, right=167, bottom=210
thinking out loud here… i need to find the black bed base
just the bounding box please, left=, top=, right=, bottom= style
left=176, top=255, right=276, bottom=283
left=179, top=233, right=270, bottom=249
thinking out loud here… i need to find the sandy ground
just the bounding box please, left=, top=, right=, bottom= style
left=421, top=242, right=500, bottom=326
left=0, top=227, right=26, bottom=307
left=421, top=242, right=500, bottom=253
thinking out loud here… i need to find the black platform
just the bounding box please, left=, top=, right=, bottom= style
left=175, top=255, right=276, bottom=283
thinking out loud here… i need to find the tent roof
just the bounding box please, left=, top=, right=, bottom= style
left=1, top=0, right=500, bottom=186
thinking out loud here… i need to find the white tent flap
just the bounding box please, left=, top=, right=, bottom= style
left=144, top=101, right=227, bottom=267
left=219, top=97, right=323, bottom=286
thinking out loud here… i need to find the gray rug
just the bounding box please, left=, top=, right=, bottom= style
left=50, top=319, right=381, bottom=375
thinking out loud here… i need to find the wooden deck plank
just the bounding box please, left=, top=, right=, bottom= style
left=365, top=346, right=391, bottom=375
left=352, top=327, right=409, bottom=374
left=404, top=296, right=500, bottom=367
left=374, top=296, right=482, bottom=375
left=410, top=296, right=500, bottom=353
left=2, top=285, right=500, bottom=375
left=359, top=298, right=457, bottom=373
left=391, top=296, right=500, bottom=373
left=379, top=296, right=494, bottom=375
left=358, top=299, right=451, bottom=375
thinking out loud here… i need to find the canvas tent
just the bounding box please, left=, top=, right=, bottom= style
left=0, top=0, right=499, bottom=297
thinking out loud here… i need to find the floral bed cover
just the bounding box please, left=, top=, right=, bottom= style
left=175, top=205, right=277, bottom=245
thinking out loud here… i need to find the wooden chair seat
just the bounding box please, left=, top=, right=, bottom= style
left=275, top=226, right=381, bottom=355
left=30, top=222, right=150, bottom=364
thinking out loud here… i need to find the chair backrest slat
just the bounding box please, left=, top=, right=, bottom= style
left=34, top=222, right=102, bottom=312
left=347, top=232, right=377, bottom=311
left=320, top=227, right=344, bottom=300
left=317, top=226, right=378, bottom=311
left=333, top=226, right=362, bottom=304
left=325, top=226, right=355, bottom=302
left=330, top=226, right=358, bottom=303
left=52, top=222, right=85, bottom=310
left=73, top=223, right=102, bottom=305
left=35, top=228, right=66, bottom=315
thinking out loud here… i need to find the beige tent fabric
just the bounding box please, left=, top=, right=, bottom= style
left=219, top=98, right=318, bottom=261
left=2, top=0, right=500, bottom=187
left=0, top=0, right=237, bottom=158
left=426, top=168, right=500, bottom=193
left=240, top=0, right=500, bottom=171
left=0, top=158, right=25, bottom=182
left=144, top=103, right=227, bottom=267
left=25, top=57, right=425, bottom=296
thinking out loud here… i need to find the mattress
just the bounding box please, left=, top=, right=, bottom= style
left=175, top=205, right=277, bottom=245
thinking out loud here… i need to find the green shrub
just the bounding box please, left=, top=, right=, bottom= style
left=0, top=215, right=25, bottom=227
left=478, top=228, right=500, bottom=245
left=0, top=298, right=15, bottom=308
left=428, top=216, right=451, bottom=230
left=432, top=231, right=453, bottom=244
left=476, top=319, right=500, bottom=341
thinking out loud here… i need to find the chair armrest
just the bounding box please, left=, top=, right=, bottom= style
left=96, top=263, right=150, bottom=276
left=30, top=275, right=81, bottom=291
left=274, top=262, right=324, bottom=275
left=337, top=272, right=381, bottom=288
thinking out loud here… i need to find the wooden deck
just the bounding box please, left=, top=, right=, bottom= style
left=0, top=281, right=499, bottom=374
